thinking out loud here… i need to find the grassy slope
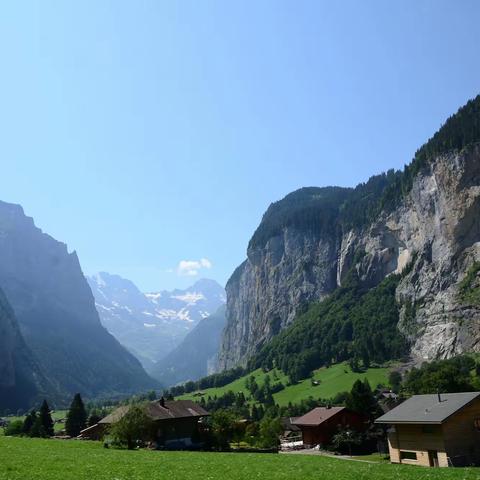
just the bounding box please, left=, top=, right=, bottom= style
left=179, top=362, right=391, bottom=406
left=0, top=436, right=478, bottom=480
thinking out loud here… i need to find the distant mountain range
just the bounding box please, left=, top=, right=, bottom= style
left=87, top=273, right=226, bottom=371
left=151, top=304, right=226, bottom=387
left=0, top=201, right=158, bottom=411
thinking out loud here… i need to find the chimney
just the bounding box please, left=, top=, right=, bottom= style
left=437, top=391, right=442, bottom=403
left=159, top=396, right=166, bottom=408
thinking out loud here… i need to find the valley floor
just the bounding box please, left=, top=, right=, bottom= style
left=1, top=437, right=479, bottom=480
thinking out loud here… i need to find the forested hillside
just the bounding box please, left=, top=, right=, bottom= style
left=251, top=271, right=408, bottom=382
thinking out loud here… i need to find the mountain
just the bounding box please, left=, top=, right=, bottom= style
left=218, top=95, right=480, bottom=372
left=87, top=274, right=226, bottom=369
left=0, top=201, right=158, bottom=405
left=150, top=304, right=226, bottom=386
left=0, top=287, right=57, bottom=412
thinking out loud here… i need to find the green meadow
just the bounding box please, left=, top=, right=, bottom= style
left=1, top=436, right=479, bottom=480
left=179, top=362, right=392, bottom=406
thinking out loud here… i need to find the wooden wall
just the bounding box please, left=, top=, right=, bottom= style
left=442, top=400, right=480, bottom=466
left=388, top=424, right=448, bottom=467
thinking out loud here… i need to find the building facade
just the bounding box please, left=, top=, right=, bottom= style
left=376, top=392, right=480, bottom=467
left=292, top=406, right=367, bottom=447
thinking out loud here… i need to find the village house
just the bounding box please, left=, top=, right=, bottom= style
left=375, top=391, right=480, bottom=467
left=292, top=406, right=367, bottom=447
left=80, top=398, right=209, bottom=449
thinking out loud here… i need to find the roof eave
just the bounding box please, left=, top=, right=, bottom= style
left=150, top=413, right=209, bottom=421
left=374, top=420, right=443, bottom=425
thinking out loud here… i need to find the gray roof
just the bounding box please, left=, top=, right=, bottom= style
left=375, top=392, right=480, bottom=425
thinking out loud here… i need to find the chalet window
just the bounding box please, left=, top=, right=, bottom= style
left=400, top=451, right=417, bottom=461
left=474, top=417, right=480, bottom=431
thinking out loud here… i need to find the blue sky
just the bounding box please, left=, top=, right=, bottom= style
left=0, top=0, right=479, bottom=291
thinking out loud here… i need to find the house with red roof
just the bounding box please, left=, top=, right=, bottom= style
left=292, top=406, right=367, bottom=447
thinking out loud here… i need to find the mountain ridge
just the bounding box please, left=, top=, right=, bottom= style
left=0, top=200, right=158, bottom=406
left=218, top=94, right=480, bottom=372
left=87, top=273, right=225, bottom=370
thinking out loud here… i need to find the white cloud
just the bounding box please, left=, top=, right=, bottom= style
left=177, top=258, right=213, bottom=277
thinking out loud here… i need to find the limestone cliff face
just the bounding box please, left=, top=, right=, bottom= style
left=219, top=231, right=339, bottom=369
left=218, top=144, right=480, bottom=370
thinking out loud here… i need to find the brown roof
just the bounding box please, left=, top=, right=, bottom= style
left=99, top=400, right=209, bottom=425
left=292, top=407, right=346, bottom=426
left=99, top=406, right=130, bottom=424
left=281, top=417, right=301, bottom=432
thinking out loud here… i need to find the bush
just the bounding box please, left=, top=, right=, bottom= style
left=209, top=409, right=241, bottom=450
left=257, top=417, right=282, bottom=448
left=4, top=420, right=24, bottom=436
left=109, top=405, right=154, bottom=450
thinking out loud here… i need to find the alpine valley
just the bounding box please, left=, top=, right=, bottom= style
left=3, top=95, right=480, bottom=410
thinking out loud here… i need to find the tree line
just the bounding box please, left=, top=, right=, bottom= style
left=3, top=393, right=103, bottom=438
left=249, top=95, right=480, bottom=251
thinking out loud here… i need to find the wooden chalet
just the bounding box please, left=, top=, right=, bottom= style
left=292, top=406, right=367, bottom=447
left=375, top=391, right=480, bottom=467
left=80, top=398, right=209, bottom=449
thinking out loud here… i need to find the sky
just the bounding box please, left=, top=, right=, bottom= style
left=0, top=0, right=479, bottom=292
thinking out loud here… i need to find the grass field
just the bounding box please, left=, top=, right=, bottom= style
left=1, top=436, right=479, bottom=480
left=179, top=362, right=392, bottom=406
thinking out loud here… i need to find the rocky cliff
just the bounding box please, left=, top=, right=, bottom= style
left=0, top=201, right=158, bottom=402
left=0, top=287, right=54, bottom=411
left=219, top=97, right=480, bottom=370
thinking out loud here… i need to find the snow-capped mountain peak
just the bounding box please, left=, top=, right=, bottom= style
left=86, top=273, right=226, bottom=370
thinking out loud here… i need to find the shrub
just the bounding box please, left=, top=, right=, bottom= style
left=109, top=405, right=154, bottom=450
left=4, top=420, right=24, bottom=436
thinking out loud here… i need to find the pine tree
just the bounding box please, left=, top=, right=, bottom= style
left=65, top=393, right=87, bottom=437
left=29, top=416, right=47, bottom=438
left=22, top=409, right=36, bottom=435
left=38, top=400, right=54, bottom=437
left=346, top=379, right=379, bottom=419
left=87, top=409, right=101, bottom=428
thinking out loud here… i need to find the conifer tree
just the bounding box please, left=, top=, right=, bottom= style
left=39, top=400, right=54, bottom=437
left=29, top=416, right=47, bottom=438
left=22, top=409, right=36, bottom=435
left=251, top=404, right=259, bottom=422
left=87, top=409, right=101, bottom=428
left=346, top=379, right=379, bottom=419
left=65, top=393, right=87, bottom=437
